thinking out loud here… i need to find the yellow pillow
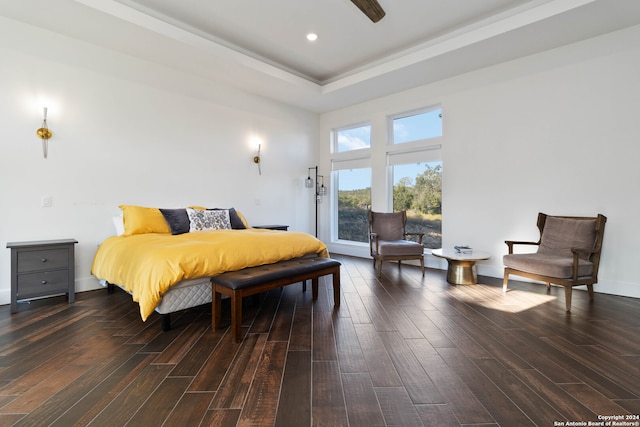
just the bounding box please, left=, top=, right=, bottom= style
left=235, top=210, right=249, bottom=228
left=119, top=205, right=171, bottom=236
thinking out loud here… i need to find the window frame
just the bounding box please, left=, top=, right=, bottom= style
left=385, top=105, right=443, bottom=250
left=326, top=105, right=444, bottom=252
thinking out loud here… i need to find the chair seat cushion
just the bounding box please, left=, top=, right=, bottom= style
left=503, top=253, right=593, bottom=278
left=377, top=240, right=424, bottom=256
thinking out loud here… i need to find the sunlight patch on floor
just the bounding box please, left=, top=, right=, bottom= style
left=449, top=284, right=558, bottom=313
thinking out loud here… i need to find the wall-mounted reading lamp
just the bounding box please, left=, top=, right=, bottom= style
left=253, top=144, right=261, bottom=175
left=305, top=166, right=327, bottom=237
left=36, top=107, right=52, bottom=159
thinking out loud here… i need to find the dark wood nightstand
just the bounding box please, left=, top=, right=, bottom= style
left=7, top=239, right=78, bottom=313
left=252, top=225, right=289, bottom=231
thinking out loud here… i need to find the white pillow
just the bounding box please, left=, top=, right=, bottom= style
left=112, top=216, right=125, bottom=236
left=186, top=208, right=231, bottom=232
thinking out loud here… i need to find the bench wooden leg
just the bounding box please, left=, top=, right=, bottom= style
left=312, top=277, right=319, bottom=300
left=333, top=270, right=340, bottom=306
left=231, top=292, right=243, bottom=342
left=212, top=287, right=222, bottom=330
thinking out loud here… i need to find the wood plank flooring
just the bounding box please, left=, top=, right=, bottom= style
left=0, top=254, right=639, bottom=426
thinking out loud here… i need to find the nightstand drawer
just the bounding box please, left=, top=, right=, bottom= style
left=17, top=270, right=70, bottom=299
left=17, top=248, right=69, bottom=273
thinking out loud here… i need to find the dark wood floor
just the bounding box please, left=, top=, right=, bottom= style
left=1, top=254, right=639, bottom=426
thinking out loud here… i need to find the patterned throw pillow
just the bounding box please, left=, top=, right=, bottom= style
left=186, top=208, right=231, bottom=232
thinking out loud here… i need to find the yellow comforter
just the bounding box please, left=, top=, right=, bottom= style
left=91, top=229, right=328, bottom=321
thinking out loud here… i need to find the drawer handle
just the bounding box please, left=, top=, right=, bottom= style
left=41, top=280, right=48, bottom=285
left=41, top=258, right=47, bottom=262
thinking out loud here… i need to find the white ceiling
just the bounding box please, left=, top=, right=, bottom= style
left=2, top=0, right=640, bottom=112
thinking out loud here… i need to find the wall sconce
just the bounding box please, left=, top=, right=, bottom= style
left=253, top=144, right=261, bottom=175
left=306, top=166, right=328, bottom=237
left=36, top=107, right=52, bottom=159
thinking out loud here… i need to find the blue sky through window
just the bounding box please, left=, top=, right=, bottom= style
left=338, top=168, right=370, bottom=191
left=393, top=109, right=442, bottom=143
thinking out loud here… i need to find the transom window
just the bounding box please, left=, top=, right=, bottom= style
left=336, top=124, right=371, bottom=153
left=390, top=107, right=442, bottom=144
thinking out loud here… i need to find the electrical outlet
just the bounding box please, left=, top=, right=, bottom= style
left=42, top=196, right=52, bottom=207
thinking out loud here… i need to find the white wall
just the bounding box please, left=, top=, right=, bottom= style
left=320, top=25, right=640, bottom=299
left=0, top=17, right=319, bottom=303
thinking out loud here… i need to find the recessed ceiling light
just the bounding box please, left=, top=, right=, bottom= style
left=306, top=33, right=318, bottom=42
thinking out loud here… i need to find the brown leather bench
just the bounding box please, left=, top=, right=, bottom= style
left=211, top=257, right=341, bottom=342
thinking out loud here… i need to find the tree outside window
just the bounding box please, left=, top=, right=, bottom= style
left=392, top=162, right=442, bottom=249
left=337, top=168, right=371, bottom=243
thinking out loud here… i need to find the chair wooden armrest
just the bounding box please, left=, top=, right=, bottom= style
left=570, top=247, right=600, bottom=279
left=571, top=247, right=598, bottom=257
left=369, top=232, right=379, bottom=253
left=504, top=240, right=539, bottom=254
left=404, top=232, right=424, bottom=244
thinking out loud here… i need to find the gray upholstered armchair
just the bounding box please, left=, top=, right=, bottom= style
left=503, top=212, right=607, bottom=311
left=368, top=210, right=424, bottom=278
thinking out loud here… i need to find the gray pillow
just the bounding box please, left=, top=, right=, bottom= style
left=159, top=208, right=190, bottom=235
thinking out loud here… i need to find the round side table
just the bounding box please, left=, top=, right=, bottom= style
left=432, top=248, right=491, bottom=285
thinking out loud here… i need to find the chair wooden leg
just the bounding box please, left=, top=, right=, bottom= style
left=587, top=284, right=595, bottom=300
left=376, top=260, right=382, bottom=278
left=564, top=286, right=572, bottom=312
left=502, top=271, right=509, bottom=292
left=546, top=282, right=551, bottom=290
left=420, top=258, right=424, bottom=276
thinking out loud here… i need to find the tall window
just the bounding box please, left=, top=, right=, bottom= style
left=336, top=168, right=371, bottom=243
left=388, top=107, right=443, bottom=249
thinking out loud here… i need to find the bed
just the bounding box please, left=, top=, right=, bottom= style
left=91, top=205, right=328, bottom=329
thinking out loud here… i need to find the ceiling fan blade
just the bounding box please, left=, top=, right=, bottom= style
left=350, top=0, right=385, bottom=23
